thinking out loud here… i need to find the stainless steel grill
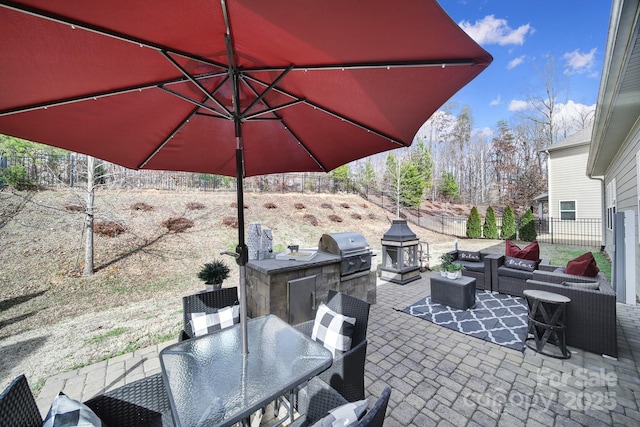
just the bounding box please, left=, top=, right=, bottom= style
left=318, top=232, right=372, bottom=276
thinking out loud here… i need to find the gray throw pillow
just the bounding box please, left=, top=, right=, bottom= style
left=562, top=281, right=600, bottom=290
left=458, top=251, right=481, bottom=262
left=504, top=256, right=537, bottom=272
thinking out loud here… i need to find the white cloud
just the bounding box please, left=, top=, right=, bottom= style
left=490, top=95, right=502, bottom=106
left=508, top=99, right=531, bottom=111
left=458, top=15, right=534, bottom=46
left=507, top=56, right=525, bottom=69
left=553, top=100, right=596, bottom=134
left=563, top=48, right=597, bottom=75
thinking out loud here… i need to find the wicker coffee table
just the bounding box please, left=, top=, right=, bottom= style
left=430, top=275, right=476, bottom=310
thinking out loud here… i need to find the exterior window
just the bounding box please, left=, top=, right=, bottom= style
left=559, top=201, right=576, bottom=220
left=606, top=179, right=616, bottom=231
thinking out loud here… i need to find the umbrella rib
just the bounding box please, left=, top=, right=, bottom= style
left=0, top=74, right=222, bottom=117
left=161, top=51, right=233, bottom=119
left=240, top=66, right=293, bottom=117
left=137, top=106, right=201, bottom=170
left=243, top=74, right=406, bottom=147
left=242, top=58, right=480, bottom=73
left=242, top=100, right=306, bottom=121
left=157, top=86, right=231, bottom=119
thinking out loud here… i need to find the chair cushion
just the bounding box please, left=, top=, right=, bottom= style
left=454, top=260, right=484, bottom=272
left=565, top=252, right=600, bottom=277
left=310, top=399, right=369, bottom=427
left=458, top=250, right=481, bottom=262
left=504, top=256, right=537, bottom=272
left=311, top=303, right=356, bottom=357
left=43, top=393, right=104, bottom=427
left=505, top=240, right=539, bottom=261
left=498, top=265, right=534, bottom=280
left=563, top=281, right=600, bottom=290
left=190, top=305, right=240, bottom=337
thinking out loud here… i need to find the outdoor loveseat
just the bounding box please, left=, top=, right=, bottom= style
left=0, top=373, right=173, bottom=427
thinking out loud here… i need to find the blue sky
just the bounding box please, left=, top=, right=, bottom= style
left=434, top=0, right=612, bottom=136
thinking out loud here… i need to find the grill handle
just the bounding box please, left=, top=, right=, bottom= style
left=311, top=291, right=316, bottom=310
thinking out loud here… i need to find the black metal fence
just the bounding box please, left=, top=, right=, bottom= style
left=1, top=150, right=603, bottom=247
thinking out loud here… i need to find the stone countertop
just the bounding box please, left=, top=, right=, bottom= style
left=247, top=251, right=341, bottom=274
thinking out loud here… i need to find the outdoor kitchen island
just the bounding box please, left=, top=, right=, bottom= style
left=246, top=235, right=377, bottom=325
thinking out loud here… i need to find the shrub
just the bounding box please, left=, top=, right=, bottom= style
left=328, top=214, right=343, bottom=223
left=94, top=221, right=126, bottom=237
left=340, top=203, right=350, bottom=209
left=501, top=206, right=516, bottom=240
left=320, top=203, right=333, bottom=210
left=466, top=206, right=482, bottom=238
left=303, top=213, right=318, bottom=226
left=294, top=203, right=306, bottom=210
left=162, top=217, right=194, bottom=233
left=131, top=202, right=153, bottom=211
left=351, top=213, right=362, bottom=220
left=230, top=202, right=248, bottom=209
left=222, top=216, right=238, bottom=228
left=186, top=202, right=206, bottom=210
left=263, top=202, right=277, bottom=209
left=519, top=209, right=537, bottom=242
left=0, top=165, right=36, bottom=191
left=65, top=204, right=84, bottom=212
left=483, top=206, right=499, bottom=239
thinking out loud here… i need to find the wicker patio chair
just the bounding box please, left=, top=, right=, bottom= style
left=180, top=287, right=239, bottom=341
left=0, top=375, right=42, bottom=427
left=0, top=374, right=173, bottom=427
left=291, top=377, right=391, bottom=427
left=294, top=290, right=371, bottom=402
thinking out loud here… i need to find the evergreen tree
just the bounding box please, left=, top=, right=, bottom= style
left=412, top=140, right=434, bottom=195
left=466, top=206, right=482, bottom=238
left=483, top=205, right=499, bottom=239
left=519, top=208, right=538, bottom=242
left=501, top=205, right=517, bottom=240
left=399, top=162, right=425, bottom=208
left=438, top=172, right=459, bottom=201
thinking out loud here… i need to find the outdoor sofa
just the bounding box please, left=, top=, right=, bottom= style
left=0, top=373, right=173, bottom=426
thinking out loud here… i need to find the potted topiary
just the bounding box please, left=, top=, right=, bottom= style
left=198, top=259, right=230, bottom=291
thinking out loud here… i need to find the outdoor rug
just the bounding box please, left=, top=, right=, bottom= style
left=399, top=291, right=529, bottom=351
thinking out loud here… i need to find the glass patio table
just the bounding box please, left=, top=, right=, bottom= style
left=160, top=314, right=333, bottom=427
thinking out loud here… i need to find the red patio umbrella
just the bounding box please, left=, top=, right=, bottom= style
left=0, top=0, right=492, bottom=353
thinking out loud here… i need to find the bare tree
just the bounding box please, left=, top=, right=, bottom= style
left=84, top=155, right=95, bottom=275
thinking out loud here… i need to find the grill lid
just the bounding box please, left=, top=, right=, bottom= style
left=318, top=232, right=370, bottom=256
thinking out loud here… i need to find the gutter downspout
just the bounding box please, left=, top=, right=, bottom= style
left=587, top=173, right=606, bottom=252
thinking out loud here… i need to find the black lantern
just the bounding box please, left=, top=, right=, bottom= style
left=380, top=219, right=421, bottom=284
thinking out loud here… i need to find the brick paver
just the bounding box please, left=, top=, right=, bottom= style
left=35, top=273, right=640, bottom=426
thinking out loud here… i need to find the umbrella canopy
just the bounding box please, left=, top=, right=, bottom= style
left=0, top=0, right=492, bottom=352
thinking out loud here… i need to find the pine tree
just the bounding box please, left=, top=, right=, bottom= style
left=466, top=206, right=482, bottom=238
left=483, top=205, right=499, bottom=239
left=501, top=205, right=516, bottom=240
left=519, top=209, right=537, bottom=242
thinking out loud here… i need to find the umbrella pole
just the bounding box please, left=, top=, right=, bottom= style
left=235, top=135, right=249, bottom=355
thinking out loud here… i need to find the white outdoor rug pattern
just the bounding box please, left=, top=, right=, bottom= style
left=400, top=290, right=529, bottom=351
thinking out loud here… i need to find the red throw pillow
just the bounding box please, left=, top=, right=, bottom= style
left=566, top=252, right=600, bottom=277
left=505, top=241, right=539, bottom=261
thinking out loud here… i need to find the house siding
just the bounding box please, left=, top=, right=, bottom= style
left=604, top=124, right=640, bottom=294
left=549, top=144, right=602, bottom=219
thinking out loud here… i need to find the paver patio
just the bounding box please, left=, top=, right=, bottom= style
left=36, top=272, right=640, bottom=426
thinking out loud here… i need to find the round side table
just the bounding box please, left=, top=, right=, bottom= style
left=523, top=289, right=571, bottom=359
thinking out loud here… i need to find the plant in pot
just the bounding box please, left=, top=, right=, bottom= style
left=198, top=259, right=230, bottom=291
left=446, top=262, right=464, bottom=279
left=439, top=253, right=453, bottom=277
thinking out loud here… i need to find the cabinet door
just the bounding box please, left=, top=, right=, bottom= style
left=288, top=275, right=317, bottom=325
